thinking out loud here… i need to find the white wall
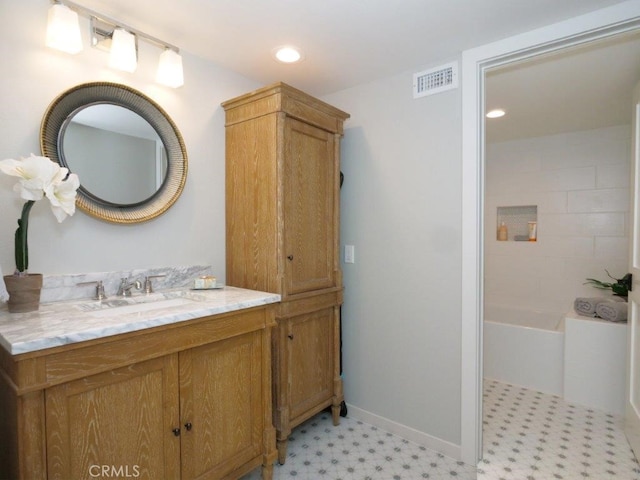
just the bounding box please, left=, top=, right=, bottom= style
left=5, top=0, right=637, bottom=463
left=484, top=126, right=631, bottom=318
left=2, top=0, right=464, bottom=457
left=0, top=0, right=260, bottom=278
left=324, top=66, right=463, bottom=448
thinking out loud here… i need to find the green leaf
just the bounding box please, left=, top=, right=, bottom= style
left=583, top=278, right=613, bottom=289
left=612, top=284, right=628, bottom=296
left=14, top=201, right=35, bottom=273
left=584, top=270, right=629, bottom=297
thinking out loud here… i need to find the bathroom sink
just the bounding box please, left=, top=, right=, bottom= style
left=75, top=290, right=210, bottom=317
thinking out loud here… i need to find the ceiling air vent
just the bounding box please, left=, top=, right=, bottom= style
left=413, top=62, right=458, bottom=98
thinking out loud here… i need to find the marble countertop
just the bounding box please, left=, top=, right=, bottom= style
left=0, top=286, right=280, bottom=355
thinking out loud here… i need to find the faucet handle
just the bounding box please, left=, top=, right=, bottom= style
left=78, top=280, right=107, bottom=300
left=117, top=277, right=142, bottom=297
left=143, top=274, right=166, bottom=294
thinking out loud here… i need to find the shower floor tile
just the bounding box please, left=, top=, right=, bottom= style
left=480, top=379, right=640, bottom=479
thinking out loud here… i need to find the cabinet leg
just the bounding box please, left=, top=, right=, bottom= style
left=277, top=438, right=288, bottom=465
left=261, top=463, right=274, bottom=480
left=331, top=403, right=341, bottom=426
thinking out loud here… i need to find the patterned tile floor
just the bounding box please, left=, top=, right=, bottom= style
left=241, top=412, right=476, bottom=479
left=243, top=379, right=640, bottom=479
left=479, top=379, right=640, bottom=480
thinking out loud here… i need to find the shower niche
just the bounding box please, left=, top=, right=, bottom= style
left=496, top=205, right=537, bottom=241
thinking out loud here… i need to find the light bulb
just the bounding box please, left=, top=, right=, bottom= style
left=486, top=109, right=506, bottom=119
left=46, top=3, right=83, bottom=54
left=109, top=28, right=137, bottom=73
left=273, top=46, right=303, bottom=64
left=156, top=49, right=184, bottom=88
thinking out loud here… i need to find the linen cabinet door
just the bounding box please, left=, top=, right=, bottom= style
left=179, top=331, right=264, bottom=480
left=45, top=355, right=180, bottom=480
left=287, top=307, right=335, bottom=423
left=283, top=117, right=337, bottom=296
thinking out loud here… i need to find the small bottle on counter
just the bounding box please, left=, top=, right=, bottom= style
left=528, top=221, right=537, bottom=241
left=497, top=222, right=508, bottom=241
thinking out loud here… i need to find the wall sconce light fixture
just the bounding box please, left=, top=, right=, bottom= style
left=46, top=3, right=82, bottom=54
left=156, top=48, right=184, bottom=88
left=46, top=0, right=184, bottom=88
left=108, top=28, right=137, bottom=73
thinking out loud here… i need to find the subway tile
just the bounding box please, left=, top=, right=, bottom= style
left=535, top=236, right=594, bottom=258
left=540, top=144, right=596, bottom=170
left=595, top=236, right=629, bottom=260
left=541, top=212, right=625, bottom=236
left=537, top=276, right=584, bottom=311
left=484, top=126, right=632, bottom=338
left=484, top=254, right=562, bottom=280
left=563, top=257, right=629, bottom=287
left=486, top=191, right=567, bottom=214
left=567, top=188, right=629, bottom=213
left=597, top=163, right=631, bottom=189
left=582, top=137, right=630, bottom=166
left=537, top=167, right=595, bottom=191
left=484, top=236, right=543, bottom=257
left=485, top=170, right=539, bottom=194
left=484, top=274, right=540, bottom=298
left=485, top=150, right=542, bottom=175
left=537, top=191, right=568, bottom=213
left=587, top=124, right=632, bottom=144
left=541, top=141, right=629, bottom=170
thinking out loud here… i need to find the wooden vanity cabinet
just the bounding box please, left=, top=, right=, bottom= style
left=0, top=306, right=277, bottom=480
left=45, top=354, right=181, bottom=479
left=223, top=82, right=349, bottom=463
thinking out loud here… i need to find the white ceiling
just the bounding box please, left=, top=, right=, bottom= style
left=486, top=29, right=640, bottom=143
left=67, top=0, right=639, bottom=143
left=72, top=0, right=628, bottom=96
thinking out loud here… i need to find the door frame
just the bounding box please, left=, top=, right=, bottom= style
left=460, top=1, right=640, bottom=464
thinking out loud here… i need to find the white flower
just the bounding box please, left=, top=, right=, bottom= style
left=1, top=153, right=80, bottom=273
left=47, top=172, right=80, bottom=222
left=0, top=154, right=62, bottom=202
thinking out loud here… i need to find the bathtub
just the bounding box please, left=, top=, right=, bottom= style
left=483, top=304, right=565, bottom=396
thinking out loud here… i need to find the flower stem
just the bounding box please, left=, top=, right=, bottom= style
left=14, top=200, right=35, bottom=274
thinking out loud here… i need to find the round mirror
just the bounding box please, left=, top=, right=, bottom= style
left=40, top=82, right=187, bottom=224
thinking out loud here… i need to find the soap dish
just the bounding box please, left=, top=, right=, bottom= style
left=191, top=284, right=225, bottom=290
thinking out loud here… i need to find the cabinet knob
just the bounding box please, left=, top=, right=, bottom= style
left=184, top=422, right=193, bottom=431
left=287, top=255, right=294, bottom=261
left=288, top=334, right=294, bottom=340
left=172, top=428, right=181, bottom=437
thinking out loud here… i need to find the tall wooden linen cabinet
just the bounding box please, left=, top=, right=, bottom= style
left=223, top=82, right=349, bottom=464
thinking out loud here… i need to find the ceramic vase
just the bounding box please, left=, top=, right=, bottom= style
left=3, top=273, right=43, bottom=313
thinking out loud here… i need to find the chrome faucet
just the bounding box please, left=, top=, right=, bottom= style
left=117, top=277, right=142, bottom=297
left=143, top=274, right=166, bottom=294
left=78, top=280, right=107, bottom=300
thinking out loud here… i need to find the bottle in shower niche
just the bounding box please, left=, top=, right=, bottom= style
left=497, top=222, right=508, bottom=241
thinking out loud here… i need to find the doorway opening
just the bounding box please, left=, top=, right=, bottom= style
left=460, top=6, right=640, bottom=465
left=480, top=30, right=640, bottom=478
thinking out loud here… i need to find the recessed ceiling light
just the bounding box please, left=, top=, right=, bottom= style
left=273, top=45, right=304, bottom=64
left=486, top=109, right=506, bottom=119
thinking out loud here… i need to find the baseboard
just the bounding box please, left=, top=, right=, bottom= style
left=345, top=404, right=463, bottom=461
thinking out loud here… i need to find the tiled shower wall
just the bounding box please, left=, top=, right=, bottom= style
left=484, top=125, right=631, bottom=317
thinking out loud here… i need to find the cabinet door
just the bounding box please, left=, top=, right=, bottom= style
left=179, top=331, right=264, bottom=480
left=284, top=117, right=337, bottom=296
left=287, top=308, right=335, bottom=422
left=46, top=355, right=180, bottom=480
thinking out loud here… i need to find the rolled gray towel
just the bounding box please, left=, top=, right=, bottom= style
left=596, top=301, right=628, bottom=322
left=574, top=296, right=624, bottom=316
left=574, top=297, right=603, bottom=316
